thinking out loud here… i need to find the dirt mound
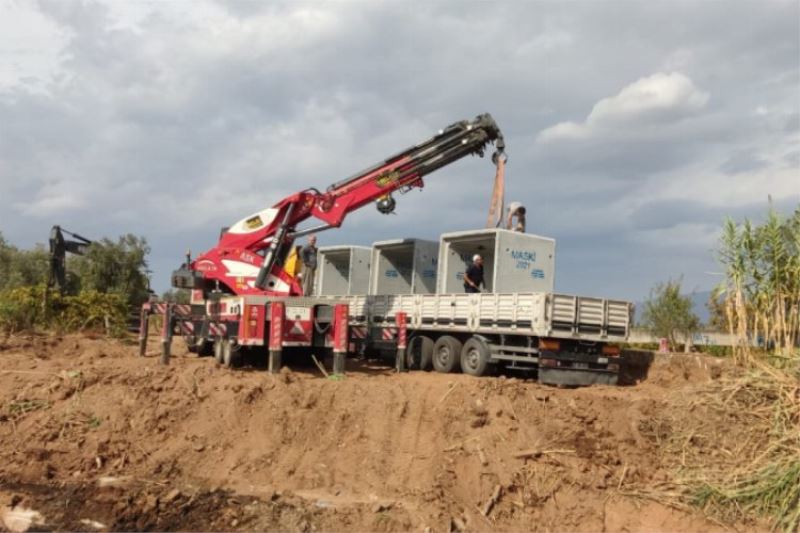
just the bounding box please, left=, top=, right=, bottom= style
left=0, top=333, right=755, bottom=531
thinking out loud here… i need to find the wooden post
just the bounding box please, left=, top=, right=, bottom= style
left=138, top=304, right=149, bottom=357
left=160, top=304, right=173, bottom=365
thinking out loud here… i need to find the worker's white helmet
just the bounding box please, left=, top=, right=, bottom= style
left=473, top=254, right=482, bottom=262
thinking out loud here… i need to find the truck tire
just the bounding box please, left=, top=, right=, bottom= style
left=186, top=337, right=213, bottom=357
left=407, top=335, right=434, bottom=371
left=213, top=338, right=224, bottom=364
left=433, top=336, right=462, bottom=373
left=186, top=336, right=200, bottom=354
left=198, top=340, right=213, bottom=357
left=461, top=337, right=491, bottom=377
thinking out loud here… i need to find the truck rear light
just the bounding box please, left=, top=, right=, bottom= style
left=540, top=358, right=557, bottom=367
left=539, top=338, right=561, bottom=352
left=602, top=345, right=620, bottom=356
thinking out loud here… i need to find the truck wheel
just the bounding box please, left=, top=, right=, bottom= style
left=407, top=335, right=434, bottom=371
left=185, top=336, right=200, bottom=354
left=461, top=337, right=491, bottom=377
left=198, top=340, right=213, bottom=357
left=213, top=338, right=224, bottom=364
left=186, top=337, right=213, bottom=357
left=433, top=336, right=462, bottom=373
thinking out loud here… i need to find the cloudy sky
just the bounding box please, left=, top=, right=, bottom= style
left=1, top=0, right=798, bottom=300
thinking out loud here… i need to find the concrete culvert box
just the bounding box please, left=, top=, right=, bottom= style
left=437, top=228, right=555, bottom=294
left=369, top=239, right=439, bottom=295
left=314, top=246, right=371, bottom=295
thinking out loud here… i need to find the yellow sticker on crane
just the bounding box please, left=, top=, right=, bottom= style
left=375, top=170, right=400, bottom=187
left=245, top=215, right=263, bottom=229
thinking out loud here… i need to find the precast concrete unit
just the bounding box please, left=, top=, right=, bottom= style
left=314, top=245, right=371, bottom=295
left=437, top=228, right=555, bottom=294
left=369, top=239, right=439, bottom=295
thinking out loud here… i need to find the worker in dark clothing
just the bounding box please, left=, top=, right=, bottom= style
left=463, top=254, right=484, bottom=293
left=299, top=235, right=318, bottom=295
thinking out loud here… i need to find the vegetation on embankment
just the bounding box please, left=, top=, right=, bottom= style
left=642, top=204, right=800, bottom=532
left=0, top=232, right=150, bottom=335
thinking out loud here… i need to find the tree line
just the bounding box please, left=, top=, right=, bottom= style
left=0, top=231, right=152, bottom=334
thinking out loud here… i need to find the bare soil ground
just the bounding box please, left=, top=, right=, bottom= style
left=0, top=333, right=763, bottom=532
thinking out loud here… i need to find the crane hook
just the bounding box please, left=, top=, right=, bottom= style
left=491, top=136, right=507, bottom=165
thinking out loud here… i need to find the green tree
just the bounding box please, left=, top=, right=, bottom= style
left=161, top=288, right=190, bottom=304
left=0, top=232, right=49, bottom=290
left=70, top=234, right=152, bottom=307
left=641, top=279, right=700, bottom=351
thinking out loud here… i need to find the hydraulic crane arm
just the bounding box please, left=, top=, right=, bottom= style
left=176, top=113, right=505, bottom=297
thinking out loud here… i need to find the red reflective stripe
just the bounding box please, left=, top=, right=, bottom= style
left=269, top=302, right=285, bottom=350
left=209, top=322, right=226, bottom=336
left=396, top=312, right=407, bottom=349
left=333, top=304, right=349, bottom=352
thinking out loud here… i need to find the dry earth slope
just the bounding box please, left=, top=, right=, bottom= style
left=0, top=333, right=761, bottom=532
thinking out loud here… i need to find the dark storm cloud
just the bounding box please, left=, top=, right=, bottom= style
left=0, top=0, right=797, bottom=301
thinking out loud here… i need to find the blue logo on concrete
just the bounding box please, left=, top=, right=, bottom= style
left=385, top=269, right=398, bottom=278
left=531, top=269, right=545, bottom=279
left=511, top=250, right=537, bottom=262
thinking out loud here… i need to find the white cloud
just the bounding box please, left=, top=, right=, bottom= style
left=537, top=72, right=710, bottom=142
left=0, top=1, right=67, bottom=92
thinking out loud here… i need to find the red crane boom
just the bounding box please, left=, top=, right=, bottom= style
left=172, top=113, right=505, bottom=297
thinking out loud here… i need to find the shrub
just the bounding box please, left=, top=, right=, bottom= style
left=0, top=285, right=128, bottom=336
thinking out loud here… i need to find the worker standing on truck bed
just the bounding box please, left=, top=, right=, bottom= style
left=507, top=202, right=526, bottom=232
left=464, top=254, right=484, bottom=293
left=299, top=235, right=318, bottom=295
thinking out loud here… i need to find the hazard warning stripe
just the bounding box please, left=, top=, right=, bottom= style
left=173, top=304, right=192, bottom=317
left=180, top=321, right=194, bottom=335
left=146, top=303, right=192, bottom=316
left=208, top=322, right=226, bottom=336
left=382, top=327, right=397, bottom=340
left=351, top=326, right=367, bottom=339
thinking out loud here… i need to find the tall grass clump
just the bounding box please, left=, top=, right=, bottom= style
left=716, top=205, right=800, bottom=363
left=636, top=204, right=799, bottom=531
